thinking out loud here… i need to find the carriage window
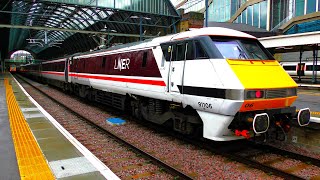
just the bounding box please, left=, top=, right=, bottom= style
left=102, top=57, right=106, bottom=67
left=306, top=65, right=320, bottom=71
left=186, top=41, right=194, bottom=60
left=283, top=65, right=296, bottom=71
left=195, top=41, right=208, bottom=59
left=142, top=51, right=148, bottom=67
left=176, top=43, right=186, bottom=61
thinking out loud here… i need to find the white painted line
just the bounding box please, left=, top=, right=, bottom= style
left=311, top=117, right=320, bottom=124
left=23, top=113, right=45, bottom=118
left=298, top=84, right=320, bottom=88
left=13, top=77, right=120, bottom=180
left=21, top=108, right=39, bottom=112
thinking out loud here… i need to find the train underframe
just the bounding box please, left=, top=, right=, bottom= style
left=60, top=81, right=204, bottom=136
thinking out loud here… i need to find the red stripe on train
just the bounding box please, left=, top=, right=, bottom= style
left=70, top=73, right=166, bottom=86
left=41, top=71, right=166, bottom=86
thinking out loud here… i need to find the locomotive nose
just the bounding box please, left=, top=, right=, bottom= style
left=297, top=108, right=311, bottom=126
left=253, top=113, right=270, bottom=134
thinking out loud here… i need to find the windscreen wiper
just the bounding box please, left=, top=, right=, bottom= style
left=237, top=46, right=246, bottom=59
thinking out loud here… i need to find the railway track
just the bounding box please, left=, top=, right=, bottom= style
left=132, top=110, right=320, bottom=179
left=15, top=74, right=320, bottom=179
left=219, top=141, right=320, bottom=180
left=15, top=75, right=193, bottom=180
left=157, top=131, right=308, bottom=179
left=192, top=137, right=320, bottom=180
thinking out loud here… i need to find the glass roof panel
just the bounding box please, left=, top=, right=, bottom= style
left=55, top=9, right=64, bottom=15
left=98, top=10, right=107, bottom=18
left=285, top=20, right=320, bottom=34
left=63, top=22, right=73, bottom=29
left=8, top=0, right=180, bottom=56
left=80, top=20, right=89, bottom=27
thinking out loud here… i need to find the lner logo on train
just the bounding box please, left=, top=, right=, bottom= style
left=114, top=57, right=130, bottom=71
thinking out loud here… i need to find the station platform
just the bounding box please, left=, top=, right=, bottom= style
left=295, top=83, right=320, bottom=123
left=0, top=73, right=120, bottom=180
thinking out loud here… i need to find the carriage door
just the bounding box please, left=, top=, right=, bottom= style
left=169, top=42, right=187, bottom=93
left=64, top=58, right=69, bottom=82
left=297, top=63, right=305, bottom=76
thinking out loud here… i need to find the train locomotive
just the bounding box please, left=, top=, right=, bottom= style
left=19, top=27, right=311, bottom=141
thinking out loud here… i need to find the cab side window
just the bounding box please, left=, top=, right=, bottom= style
left=186, top=41, right=195, bottom=60
left=176, top=43, right=186, bottom=61
left=161, top=44, right=171, bottom=62
left=170, top=44, right=176, bottom=61
left=195, top=41, right=208, bottom=59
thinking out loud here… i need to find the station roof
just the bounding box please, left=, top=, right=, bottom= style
left=259, top=31, right=320, bottom=53
left=0, top=0, right=180, bottom=59
left=207, top=22, right=275, bottom=38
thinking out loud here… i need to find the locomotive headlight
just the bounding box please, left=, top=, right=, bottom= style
left=225, top=89, right=244, bottom=100
left=287, top=88, right=297, bottom=97
left=246, top=90, right=265, bottom=99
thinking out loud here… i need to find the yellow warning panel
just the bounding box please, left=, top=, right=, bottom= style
left=4, top=78, right=55, bottom=180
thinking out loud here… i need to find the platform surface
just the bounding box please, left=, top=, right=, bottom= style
left=0, top=74, right=20, bottom=180
left=1, top=73, right=120, bottom=180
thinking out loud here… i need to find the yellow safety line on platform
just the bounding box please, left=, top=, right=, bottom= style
left=311, top=111, right=320, bottom=115
left=4, top=78, right=55, bottom=180
left=296, top=110, right=320, bottom=116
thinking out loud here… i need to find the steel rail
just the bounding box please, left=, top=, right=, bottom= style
left=250, top=143, right=320, bottom=167
left=182, top=138, right=305, bottom=180
left=133, top=118, right=306, bottom=180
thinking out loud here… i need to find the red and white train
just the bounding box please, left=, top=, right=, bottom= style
left=281, top=61, right=320, bottom=77
left=19, top=27, right=311, bottom=141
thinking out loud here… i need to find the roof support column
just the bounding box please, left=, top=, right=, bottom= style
left=0, top=52, right=3, bottom=73
left=266, top=0, right=271, bottom=31
left=205, top=0, right=208, bottom=27
left=172, top=18, right=176, bottom=33
left=44, top=31, right=48, bottom=45
left=298, top=46, right=304, bottom=82
left=312, top=44, right=318, bottom=83
left=140, top=15, right=143, bottom=41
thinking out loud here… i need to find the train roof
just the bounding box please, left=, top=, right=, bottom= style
left=71, top=27, right=257, bottom=59
left=170, top=27, right=256, bottom=41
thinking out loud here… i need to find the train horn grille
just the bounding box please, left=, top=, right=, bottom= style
left=266, top=89, right=287, bottom=98
left=265, top=88, right=297, bottom=99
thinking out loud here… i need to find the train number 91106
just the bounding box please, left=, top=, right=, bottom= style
left=198, top=102, right=212, bottom=109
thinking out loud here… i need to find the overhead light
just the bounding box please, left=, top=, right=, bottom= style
left=130, top=16, right=150, bottom=20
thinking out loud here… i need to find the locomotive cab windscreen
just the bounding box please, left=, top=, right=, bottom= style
left=210, top=37, right=274, bottom=60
